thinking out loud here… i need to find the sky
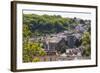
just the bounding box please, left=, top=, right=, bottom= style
left=23, top=9, right=91, bottom=20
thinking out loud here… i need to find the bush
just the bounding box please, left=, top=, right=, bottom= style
left=32, top=57, right=40, bottom=62
left=82, top=32, right=91, bottom=57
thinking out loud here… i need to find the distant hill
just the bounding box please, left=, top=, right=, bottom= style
left=23, top=14, right=90, bottom=36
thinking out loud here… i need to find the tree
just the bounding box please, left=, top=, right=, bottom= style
left=23, top=14, right=72, bottom=35
left=23, top=24, right=32, bottom=38
left=23, top=42, right=46, bottom=62
left=81, top=32, right=91, bottom=56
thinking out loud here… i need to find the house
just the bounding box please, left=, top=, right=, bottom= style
left=67, top=35, right=76, bottom=48
left=43, top=36, right=67, bottom=55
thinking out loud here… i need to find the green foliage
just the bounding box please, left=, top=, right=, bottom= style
left=23, top=54, right=31, bottom=62
left=23, top=14, right=78, bottom=35
left=82, top=32, right=90, bottom=45
left=23, top=42, right=46, bottom=62
left=23, top=24, right=32, bottom=38
left=32, top=57, right=40, bottom=62
left=82, top=32, right=91, bottom=57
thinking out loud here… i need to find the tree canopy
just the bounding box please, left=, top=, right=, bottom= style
left=23, top=14, right=79, bottom=35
